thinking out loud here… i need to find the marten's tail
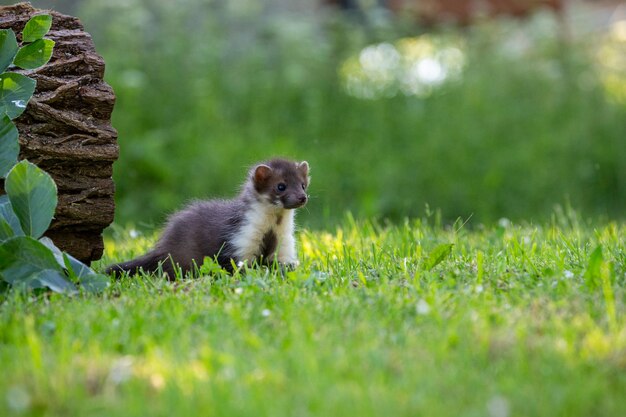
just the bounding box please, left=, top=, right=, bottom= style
left=105, top=251, right=172, bottom=277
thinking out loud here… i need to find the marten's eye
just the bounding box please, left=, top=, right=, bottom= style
left=301, top=183, right=306, bottom=190
left=277, top=183, right=287, bottom=192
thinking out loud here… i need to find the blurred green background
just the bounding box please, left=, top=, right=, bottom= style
left=4, top=0, right=626, bottom=228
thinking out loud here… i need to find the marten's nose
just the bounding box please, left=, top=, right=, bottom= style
left=298, top=195, right=308, bottom=204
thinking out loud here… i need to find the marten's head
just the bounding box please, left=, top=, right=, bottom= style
left=251, top=159, right=309, bottom=209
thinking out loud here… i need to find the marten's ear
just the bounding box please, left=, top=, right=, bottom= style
left=254, top=164, right=273, bottom=185
left=297, top=161, right=309, bottom=177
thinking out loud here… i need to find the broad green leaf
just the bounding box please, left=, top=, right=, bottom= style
left=39, top=237, right=110, bottom=292
left=78, top=272, right=110, bottom=293
left=0, top=29, right=18, bottom=73
left=0, top=115, right=19, bottom=177
left=425, top=243, right=454, bottom=271
left=0, top=236, right=74, bottom=293
left=30, top=268, right=76, bottom=293
left=0, top=72, right=36, bottom=119
left=62, top=252, right=110, bottom=292
left=0, top=236, right=60, bottom=273
left=14, top=39, right=55, bottom=70
left=22, top=14, right=52, bottom=43
left=39, top=236, right=65, bottom=267
left=0, top=195, right=24, bottom=236
left=0, top=217, right=13, bottom=241
left=62, top=252, right=91, bottom=279
left=9, top=269, right=74, bottom=292
left=5, top=160, right=57, bottom=238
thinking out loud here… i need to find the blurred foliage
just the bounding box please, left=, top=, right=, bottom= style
left=10, top=0, right=626, bottom=228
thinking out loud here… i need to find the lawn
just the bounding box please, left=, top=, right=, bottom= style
left=1, top=214, right=625, bottom=416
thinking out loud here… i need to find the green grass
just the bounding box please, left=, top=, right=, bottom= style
left=1, top=214, right=625, bottom=416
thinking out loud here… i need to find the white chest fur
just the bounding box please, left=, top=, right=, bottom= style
left=230, top=201, right=297, bottom=265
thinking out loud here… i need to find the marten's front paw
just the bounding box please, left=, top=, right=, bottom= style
left=279, top=261, right=299, bottom=273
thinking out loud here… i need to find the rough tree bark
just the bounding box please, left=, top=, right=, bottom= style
left=0, top=3, right=118, bottom=263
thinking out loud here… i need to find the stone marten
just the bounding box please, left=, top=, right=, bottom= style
left=106, top=158, right=310, bottom=277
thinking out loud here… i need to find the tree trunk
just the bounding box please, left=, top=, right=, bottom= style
left=0, top=2, right=118, bottom=264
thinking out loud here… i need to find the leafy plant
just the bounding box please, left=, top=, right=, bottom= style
left=0, top=14, right=108, bottom=294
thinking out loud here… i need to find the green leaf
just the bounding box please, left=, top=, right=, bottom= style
left=22, top=14, right=52, bottom=43
left=78, top=272, right=110, bottom=293
left=0, top=217, right=14, bottom=241
left=0, top=72, right=36, bottom=119
left=38, top=236, right=66, bottom=267
left=0, top=115, right=19, bottom=178
left=39, top=237, right=110, bottom=292
left=0, top=195, right=24, bottom=237
left=425, top=243, right=454, bottom=271
left=0, top=236, right=75, bottom=293
left=0, top=236, right=59, bottom=273
left=62, top=252, right=110, bottom=292
left=62, top=252, right=91, bottom=279
left=584, top=245, right=603, bottom=291
left=29, top=268, right=76, bottom=293
left=0, top=29, right=18, bottom=73
left=13, top=39, right=55, bottom=70
left=5, top=160, right=57, bottom=238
